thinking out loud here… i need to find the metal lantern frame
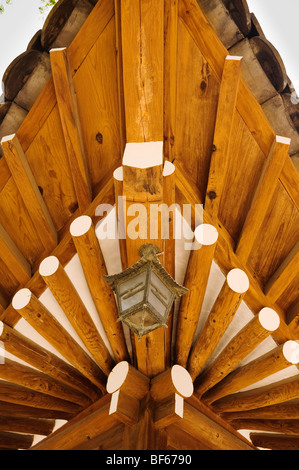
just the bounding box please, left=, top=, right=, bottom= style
left=104, top=244, right=188, bottom=340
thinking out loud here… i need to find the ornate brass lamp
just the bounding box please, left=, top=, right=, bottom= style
left=104, top=244, right=188, bottom=340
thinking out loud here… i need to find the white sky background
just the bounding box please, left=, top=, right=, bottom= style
left=0, top=1, right=298, bottom=92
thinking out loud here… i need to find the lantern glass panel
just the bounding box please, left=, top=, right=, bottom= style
left=128, top=311, right=157, bottom=328
left=148, top=270, right=173, bottom=320
left=118, top=268, right=148, bottom=313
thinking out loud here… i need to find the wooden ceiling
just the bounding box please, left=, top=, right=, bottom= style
left=0, top=0, right=298, bottom=450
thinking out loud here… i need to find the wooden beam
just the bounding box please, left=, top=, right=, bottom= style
left=235, top=136, right=290, bottom=263
left=0, top=430, right=33, bottom=450
left=31, top=394, right=119, bottom=450
left=0, top=416, right=55, bottom=436
left=195, top=307, right=280, bottom=398
left=0, top=400, right=73, bottom=420
left=265, top=241, right=299, bottom=302
left=12, top=288, right=106, bottom=391
left=120, top=0, right=164, bottom=142
left=164, top=0, right=178, bottom=161
left=1, top=133, right=57, bottom=250
left=188, top=268, right=249, bottom=380
left=108, top=389, right=140, bottom=426
left=0, top=357, right=91, bottom=408
left=205, top=55, right=242, bottom=220
left=122, top=143, right=165, bottom=377
left=250, top=433, right=299, bottom=451
left=39, top=256, right=115, bottom=375
left=213, top=376, right=299, bottom=413
left=50, top=47, right=92, bottom=212
left=70, top=215, right=129, bottom=363
left=231, top=418, right=299, bottom=435
left=175, top=224, right=218, bottom=367
left=113, top=166, right=128, bottom=271
left=0, top=321, right=101, bottom=402
left=106, top=361, right=150, bottom=400
left=150, top=365, right=194, bottom=403
left=206, top=340, right=299, bottom=406
left=163, top=162, right=176, bottom=366
left=172, top=401, right=254, bottom=450
left=222, top=403, right=299, bottom=421
left=0, top=380, right=82, bottom=414
left=0, top=222, right=31, bottom=285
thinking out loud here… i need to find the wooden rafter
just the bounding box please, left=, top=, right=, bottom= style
left=265, top=241, right=299, bottom=302
left=50, top=47, right=92, bottom=212
left=213, top=376, right=299, bottom=413
left=0, top=222, right=31, bottom=285
left=0, top=380, right=82, bottom=414
left=204, top=341, right=299, bottom=405
left=12, top=289, right=107, bottom=391
left=194, top=308, right=280, bottom=398
left=175, top=224, right=218, bottom=368
left=70, top=215, right=129, bottom=363
left=39, top=256, right=115, bottom=376
left=0, top=321, right=101, bottom=402
left=205, top=55, right=242, bottom=220
left=235, top=136, right=291, bottom=264
left=250, top=433, right=299, bottom=451
left=0, top=357, right=92, bottom=407
left=187, top=268, right=249, bottom=380
left=1, top=134, right=58, bottom=251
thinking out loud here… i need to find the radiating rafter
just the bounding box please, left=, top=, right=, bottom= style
left=212, top=375, right=299, bottom=413
left=250, top=433, right=299, bottom=451
left=1, top=134, right=58, bottom=251
left=194, top=307, right=280, bottom=398
left=235, top=135, right=291, bottom=264
left=0, top=321, right=101, bottom=402
left=39, top=256, right=115, bottom=376
left=175, top=223, right=218, bottom=368
left=70, top=215, right=129, bottom=363
left=12, top=288, right=107, bottom=392
left=50, top=47, right=92, bottom=212
left=265, top=241, right=299, bottom=302
left=205, top=55, right=243, bottom=220
left=187, top=268, right=249, bottom=380
left=204, top=340, right=299, bottom=406
left=0, top=222, right=31, bottom=285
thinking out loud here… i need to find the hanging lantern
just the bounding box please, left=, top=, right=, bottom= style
left=104, top=244, right=188, bottom=340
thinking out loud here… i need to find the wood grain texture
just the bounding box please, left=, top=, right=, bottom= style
left=73, top=17, right=122, bottom=191
left=2, top=134, right=57, bottom=250
left=13, top=290, right=106, bottom=391
left=25, top=104, right=77, bottom=231
left=123, top=163, right=165, bottom=377
left=121, top=0, right=164, bottom=142
left=71, top=217, right=129, bottom=362
left=213, top=376, right=299, bottom=413
left=205, top=342, right=299, bottom=405
left=39, top=258, right=115, bottom=375
left=51, top=47, right=92, bottom=212
left=31, top=394, right=118, bottom=450
left=0, top=321, right=101, bottom=402
left=236, top=136, right=290, bottom=264
left=205, top=56, right=242, bottom=220
left=187, top=274, right=248, bottom=380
